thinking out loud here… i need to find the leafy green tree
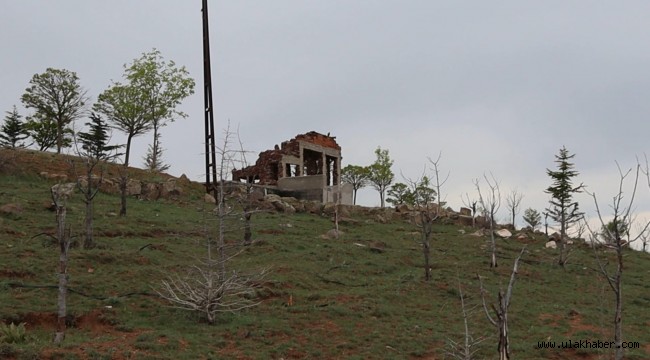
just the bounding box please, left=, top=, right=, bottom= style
left=545, top=146, right=583, bottom=267
left=522, top=208, right=542, bottom=231
left=341, top=164, right=369, bottom=205
left=411, top=176, right=436, bottom=205
left=368, top=147, right=394, bottom=208
left=600, top=219, right=629, bottom=245
left=76, top=113, right=122, bottom=249
left=386, top=182, right=413, bottom=206
left=26, top=117, right=72, bottom=151
left=124, top=49, right=195, bottom=172
left=21, top=68, right=88, bottom=153
left=95, top=82, right=151, bottom=216
left=0, top=106, right=29, bottom=148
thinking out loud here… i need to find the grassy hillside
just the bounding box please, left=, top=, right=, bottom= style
left=1, top=149, right=649, bottom=359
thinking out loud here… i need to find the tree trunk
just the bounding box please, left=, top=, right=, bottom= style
left=353, top=189, right=357, bottom=205
left=498, top=314, right=509, bottom=360
left=243, top=210, right=252, bottom=246
left=54, top=204, right=69, bottom=344
left=558, top=211, right=566, bottom=267
left=490, top=214, right=498, bottom=268
left=120, top=135, right=133, bottom=217
left=83, top=170, right=94, bottom=249
left=380, top=189, right=385, bottom=208
left=423, top=241, right=431, bottom=281
left=150, top=122, right=160, bottom=171
left=614, top=246, right=623, bottom=360
left=84, top=199, right=93, bottom=249
left=56, top=121, right=63, bottom=154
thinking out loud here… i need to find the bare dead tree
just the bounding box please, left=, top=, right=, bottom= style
left=477, top=247, right=526, bottom=360
left=157, top=124, right=266, bottom=324
left=50, top=182, right=75, bottom=344
left=234, top=129, right=260, bottom=246
left=474, top=173, right=501, bottom=268
left=445, top=277, right=488, bottom=360
left=505, top=189, right=523, bottom=230
left=428, top=152, right=450, bottom=211
left=461, top=192, right=478, bottom=228
left=583, top=161, right=650, bottom=360
left=405, top=171, right=438, bottom=281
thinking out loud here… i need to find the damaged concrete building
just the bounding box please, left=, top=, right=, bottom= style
left=232, top=131, right=353, bottom=204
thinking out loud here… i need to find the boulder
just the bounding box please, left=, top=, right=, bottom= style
left=545, top=240, right=557, bottom=249
left=99, top=178, right=117, bottom=194
left=396, top=203, right=413, bottom=213
left=141, top=182, right=161, bottom=200
left=459, top=207, right=472, bottom=216
left=264, top=194, right=282, bottom=203
left=161, top=179, right=182, bottom=197
left=51, top=183, right=76, bottom=200
left=303, top=201, right=323, bottom=214
left=178, top=173, right=191, bottom=186
left=516, top=233, right=528, bottom=241
left=271, top=200, right=295, bottom=214
left=456, top=215, right=474, bottom=227
left=322, top=202, right=337, bottom=216
left=495, top=229, right=512, bottom=238
left=204, top=193, right=216, bottom=204
left=126, top=179, right=142, bottom=196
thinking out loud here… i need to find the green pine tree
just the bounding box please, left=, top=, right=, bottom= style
left=0, top=106, right=29, bottom=148
left=76, top=113, right=121, bottom=249
left=545, top=146, right=583, bottom=266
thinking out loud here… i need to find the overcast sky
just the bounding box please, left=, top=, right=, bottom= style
left=3, top=1, right=650, bottom=240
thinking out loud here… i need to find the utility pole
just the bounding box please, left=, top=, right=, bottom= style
left=202, top=0, right=218, bottom=197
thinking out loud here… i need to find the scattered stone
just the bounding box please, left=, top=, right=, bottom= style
left=470, top=230, right=485, bottom=237
left=545, top=240, right=557, bottom=249
left=495, top=229, right=512, bottom=238
left=204, top=193, right=216, bottom=204
left=326, top=229, right=343, bottom=239
left=516, top=233, right=528, bottom=240
left=0, top=203, right=23, bottom=217
left=457, top=229, right=466, bottom=235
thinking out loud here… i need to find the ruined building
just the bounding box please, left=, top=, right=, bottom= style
left=232, top=131, right=353, bottom=204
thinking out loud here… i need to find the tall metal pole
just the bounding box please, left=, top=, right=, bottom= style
left=202, top=0, right=218, bottom=195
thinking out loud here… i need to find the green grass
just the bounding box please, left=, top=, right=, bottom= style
left=1, top=170, right=650, bottom=359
